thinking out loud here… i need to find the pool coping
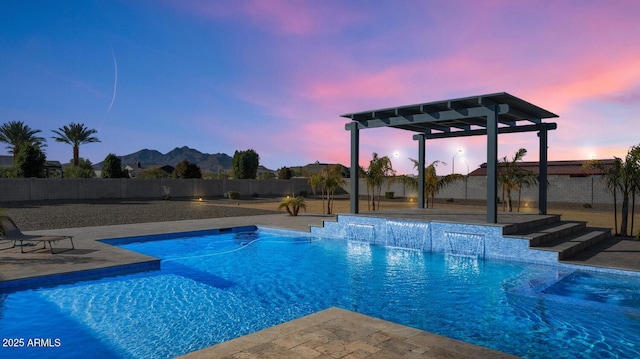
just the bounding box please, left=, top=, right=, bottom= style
left=177, top=307, right=519, bottom=359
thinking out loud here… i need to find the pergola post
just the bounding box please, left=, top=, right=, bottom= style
left=538, top=125, right=548, bottom=215
left=350, top=123, right=359, bottom=214
left=486, top=105, right=498, bottom=223
left=417, top=134, right=425, bottom=209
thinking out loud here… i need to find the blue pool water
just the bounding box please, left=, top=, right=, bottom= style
left=1, top=229, right=640, bottom=358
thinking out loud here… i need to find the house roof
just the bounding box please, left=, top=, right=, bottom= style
left=469, top=159, right=617, bottom=176
left=0, top=155, right=13, bottom=167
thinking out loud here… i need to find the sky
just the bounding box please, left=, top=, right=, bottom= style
left=1, top=0, right=640, bottom=175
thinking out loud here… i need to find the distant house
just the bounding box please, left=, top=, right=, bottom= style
left=125, top=162, right=175, bottom=178
left=0, top=155, right=12, bottom=168
left=469, top=159, right=617, bottom=177
left=1, top=155, right=62, bottom=177
left=44, top=161, right=63, bottom=177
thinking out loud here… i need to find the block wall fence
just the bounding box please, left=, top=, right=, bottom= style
left=0, top=178, right=314, bottom=202
left=377, top=175, right=634, bottom=207
left=0, top=176, right=635, bottom=206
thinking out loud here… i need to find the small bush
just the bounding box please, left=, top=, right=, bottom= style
left=299, top=190, right=308, bottom=197
left=252, top=192, right=259, bottom=198
left=445, top=198, right=454, bottom=202
left=228, top=191, right=241, bottom=200
left=384, top=192, right=394, bottom=199
left=582, top=203, right=592, bottom=209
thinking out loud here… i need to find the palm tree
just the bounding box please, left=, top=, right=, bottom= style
left=362, top=153, right=395, bottom=211
left=0, top=121, right=46, bottom=163
left=322, top=164, right=345, bottom=214
left=403, top=159, right=463, bottom=208
left=584, top=157, right=623, bottom=235
left=51, top=123, right=100, bottom=166
left=628, top=145, right=640, bottom=236
left=498, top=148, right=537, bottom=212
left=278, top=196, right=307, bottom=216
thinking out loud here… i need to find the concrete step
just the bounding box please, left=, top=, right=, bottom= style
left=530, top=228, right=611, bottom=260
left=507, top=221, right=587, bottom=246
left=501, top=214, right=562, bottom=235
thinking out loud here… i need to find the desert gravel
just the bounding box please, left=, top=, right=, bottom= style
left=1, top=199, right=281, bottom=231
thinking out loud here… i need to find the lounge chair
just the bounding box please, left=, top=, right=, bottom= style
left=0, top=216, right=74, bottom=254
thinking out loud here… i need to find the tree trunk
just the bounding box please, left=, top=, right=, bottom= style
left=631, top=190, right=636, bottom=237
left=73, top=145, right=79, bottom=167
left=506, top=190, right=513, bottom=212
left=621, top=192, right=629, bottom=236
left=517, top=189, right=522, bottom=212
left=613, top=191, right=619, bottom=236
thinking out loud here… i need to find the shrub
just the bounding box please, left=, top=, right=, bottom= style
left=173, top=160, right=202, bottom=179
left=277, top=167, right=293, bottom=180
left=299, top=190, right=308, bottom=197
left=232, top=149, right=259, bottom=179
left=384, top=192, right=394, bottom=199
left=257, top=172, right=275, bottom=180
left=101, top=153, right=128, bottom=178
left=139, top=167, right=170, bottom=179
left=64, top=158, right=95, bottom=178
left=0, top=166, right=18, bottom=178
left=14, top=143, right=46, bottom=178
left=228, top=191, right=241, bottom=200
left=583, top=203, right=593, bottom=209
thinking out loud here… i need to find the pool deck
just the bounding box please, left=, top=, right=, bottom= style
left=2, top=209, right=640, bottom=358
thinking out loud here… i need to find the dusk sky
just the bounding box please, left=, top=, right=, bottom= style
left=2, top=0, right=639, bottom=175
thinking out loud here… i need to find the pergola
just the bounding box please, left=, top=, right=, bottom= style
left=341, top=92, right=558, bottom=223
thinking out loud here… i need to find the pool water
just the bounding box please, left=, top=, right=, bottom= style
left=1, top=229, right=640, bottom=358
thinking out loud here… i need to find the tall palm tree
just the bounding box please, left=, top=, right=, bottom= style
left=498, top=148, right=537, bottom=212
left=362, top=153, right=395, bottom=211
left=628, top=145, right=640, bottom=236
left=498, top=148, right=535, bottom=212
left=0, top=121, right=46, bottom=163
left=322, top=164, right=345, bottom=214
left=403, top=159, right=463, bottom=208
left=584, top=157, right=623, bottom=235
left=309, top=173, right=326, bottom=211
left=51, top=123, right=100, bottom=166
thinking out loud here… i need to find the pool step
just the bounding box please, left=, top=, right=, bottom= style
left=506, top=219, right=612, bottom=260
left=501, top=214, right=562, bottom=235
left=531, top=228, right=611, bottom=260
left=507, top=221, right=587, bottom=246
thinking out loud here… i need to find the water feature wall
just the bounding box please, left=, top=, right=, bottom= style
left=312, top=215, right=558, bottom=264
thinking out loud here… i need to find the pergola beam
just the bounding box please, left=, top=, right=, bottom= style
left=344, top=104, right=510, bottom=130
left=413, top=123, right=557, bottom=140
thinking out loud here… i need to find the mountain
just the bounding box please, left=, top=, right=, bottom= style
left=95, top=146, right=247, bottom=173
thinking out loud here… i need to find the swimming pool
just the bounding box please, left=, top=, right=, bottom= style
left=1, top=228, right=640, bottom=358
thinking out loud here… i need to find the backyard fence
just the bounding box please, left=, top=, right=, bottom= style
left=0, top=176, right=634, bottom=206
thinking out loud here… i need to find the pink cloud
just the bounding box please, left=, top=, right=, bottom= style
left=168, top=0, right=640, bottom=171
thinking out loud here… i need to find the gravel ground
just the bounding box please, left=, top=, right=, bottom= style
left=1, top=199, right=281, bottom=231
